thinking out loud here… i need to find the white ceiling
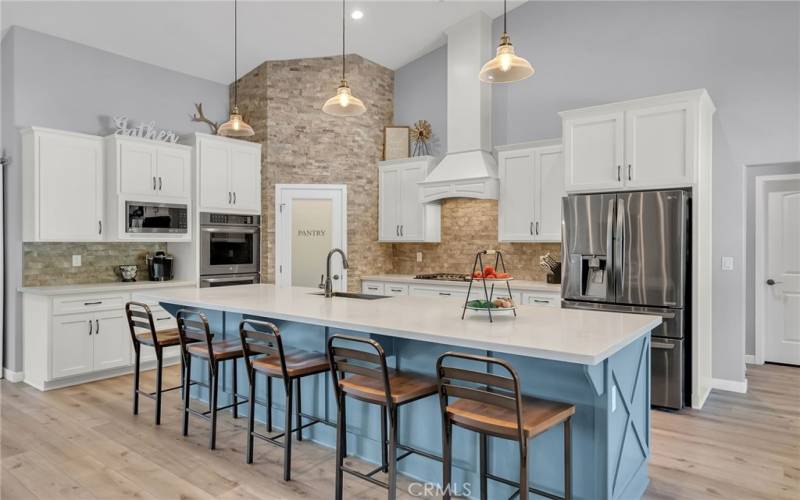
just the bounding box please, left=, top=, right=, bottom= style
left=2, top=1, right=521, bottom=84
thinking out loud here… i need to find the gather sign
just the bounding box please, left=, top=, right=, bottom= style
left=113, top=116, right=179, bottom=143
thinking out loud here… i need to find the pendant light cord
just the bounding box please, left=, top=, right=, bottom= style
left=341, top=0, right=346, bottom=81
left=234, top=0, right=239, bottom=106
left=503, top=0, right=507, bottom=34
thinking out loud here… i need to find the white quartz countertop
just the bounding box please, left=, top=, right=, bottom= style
left=361, top=274, right=562, bottom=293
left=139, top=284, right=659, bottom=365
left=19, top=280, right=197, bottom=296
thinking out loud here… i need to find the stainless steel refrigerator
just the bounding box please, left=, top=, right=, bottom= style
left=561, top=189, right=690, bottom=409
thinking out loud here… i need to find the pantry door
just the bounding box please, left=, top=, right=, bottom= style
left=275, top=185, right=347, bottom=290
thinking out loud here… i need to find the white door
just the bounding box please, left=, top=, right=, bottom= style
left=199, top=140, right=232, bottom=211
left=38, top=132, right=104, bottom=241
left=563, top=112, right=624, bottom=192
left=625, top=102, right=694, bottom=188
left=398, top=164, right=426, bottom=240
left=51, top=313, right=94, bottom=379
left=498, top=149, right=536, bottom=241
left=535, top=146, right=564, bottom=242
left=229, top=148, right=261, bottom=212
left=119, top=141, right=157, bottom=195
left=379, top=167, right=400, bottom=242
left=93, top=310, right=131, bottom=371
left=765, top=190, right=800, bottom=365
left=276, top=185, right=347, bottom=290
left=156, top=147, right=190, bottom=199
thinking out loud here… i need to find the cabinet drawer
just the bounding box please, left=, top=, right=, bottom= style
left=53, top=294, right=127, bottom=316
left=521, top=292, right=561, bottom=307
left=362, top=282, right=385, bottom=295
left=410, top=286, right=467, bottom=299
left=384, top=284, right=409, bottom=296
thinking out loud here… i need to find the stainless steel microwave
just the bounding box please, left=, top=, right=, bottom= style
left=126, top=201, right=188, bottom=234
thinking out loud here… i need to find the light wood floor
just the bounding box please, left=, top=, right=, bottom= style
left=1, top=363, right=797, bottom=499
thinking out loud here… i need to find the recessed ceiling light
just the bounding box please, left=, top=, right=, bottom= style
left=350, top=10, right=364, bottom=20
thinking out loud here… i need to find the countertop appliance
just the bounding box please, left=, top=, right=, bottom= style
left=561, top=189, right=690, bottom=410
left=200, top=212, right=260, bottom=287
left=147, top=251, right=174, bottom=281
left=126, top=201, right=188, bottom=235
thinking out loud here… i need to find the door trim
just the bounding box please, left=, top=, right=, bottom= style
left=754, top=173, right=800, bottom=365
left=274, top=184, right=348, bottom=289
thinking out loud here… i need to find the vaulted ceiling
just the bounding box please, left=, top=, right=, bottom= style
left=2, top=1, right=524, bottom=83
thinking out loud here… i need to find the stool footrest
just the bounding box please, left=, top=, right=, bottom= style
left=396, top=443, right=442, bottom=463
left=250, top=415, right=327, bottom=447
left=341, top=465, right=389, bottom=490
left=486, top=472, right=565, bottom=500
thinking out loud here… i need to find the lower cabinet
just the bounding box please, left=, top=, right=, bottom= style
left=362, top=280, right=558, bottom=307
left=22, top=291, right=180, bottom=391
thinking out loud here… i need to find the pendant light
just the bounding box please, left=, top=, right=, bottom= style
left=218, top=0, right=255, bottom=137
left=479, top=0, right=534, bottom=84
left=322, top=0, right=366, bottom=116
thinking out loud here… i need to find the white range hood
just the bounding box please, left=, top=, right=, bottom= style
left=419, top=13, right=499, bottom=203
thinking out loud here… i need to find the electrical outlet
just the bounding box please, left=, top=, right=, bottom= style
left=72, top=255, right=82, bottom=267
left=721, top=256, right=734, bottom=271
left=416, top=251, right=423, bottom=263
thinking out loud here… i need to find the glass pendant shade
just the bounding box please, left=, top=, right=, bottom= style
left=218, top=105, right=255, bottom=137
left=322, top=80, right=366, bottom=117
left=479, top=33, right=534, bottom=83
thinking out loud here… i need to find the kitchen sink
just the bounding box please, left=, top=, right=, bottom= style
left=310, top=292, right=390, bottom=300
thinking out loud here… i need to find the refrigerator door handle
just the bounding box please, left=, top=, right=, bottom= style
left=615, top=196, right=625, bottom=298
left=606, top=196, right=616, bottom=295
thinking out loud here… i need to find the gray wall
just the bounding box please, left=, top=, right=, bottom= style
left=744, top=163, right=800, bottom=355
left=1, top=26, right=229, bottom=372
left=394, top=1, right=800, bottom=383
left=392, top=44, right=447, bottom=156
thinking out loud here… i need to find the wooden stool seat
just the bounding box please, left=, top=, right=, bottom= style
left=135, top=328, right=181, bottom=347
left=187, top=339, right=244, bottom=361
left=339, top=371, right=438, bottom=405
left=447, top=396, right=575, bottom=439
left=252, top=349, right=329, bottom=378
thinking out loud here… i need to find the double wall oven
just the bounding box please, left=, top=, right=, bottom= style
left=199, top=212, right=260, bottom=288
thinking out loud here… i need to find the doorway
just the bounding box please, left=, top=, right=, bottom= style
left=755, top=174, right=800, bottom=365
left=275, top=184, right=347, bottom=290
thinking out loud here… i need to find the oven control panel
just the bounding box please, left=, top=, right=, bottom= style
left=203, top=213, right=260, bottom=226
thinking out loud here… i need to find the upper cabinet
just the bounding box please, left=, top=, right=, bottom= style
left=497, top=140, right=564, bottom=243
left=107, top=135, right=192, bottom=201
left=191, top=133, right=262, bottom=215
left=560, top=89, right=714, bottom=193
left=379, top=157, right=441, bottom=243
left=22, top=127, right=105, bottom=242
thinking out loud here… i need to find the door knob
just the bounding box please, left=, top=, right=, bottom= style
left=766, top=279, right=783, bottom=286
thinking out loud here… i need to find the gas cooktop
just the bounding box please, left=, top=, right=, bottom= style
left=413, top=273, right=470, bottom=282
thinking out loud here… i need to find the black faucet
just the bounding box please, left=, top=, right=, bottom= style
left=322, top=248, right=349, bottom=297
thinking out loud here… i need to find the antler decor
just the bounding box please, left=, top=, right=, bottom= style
left=190, top=103, right=220, bottom=134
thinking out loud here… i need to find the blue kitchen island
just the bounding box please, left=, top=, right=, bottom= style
left=140, top=284, right=660, bottom=500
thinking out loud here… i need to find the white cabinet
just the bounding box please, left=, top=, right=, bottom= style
left=497, top=140, right=564, bottom=242
left=379, top=157, right=441, bottom=242
left=192, top=133, right=262, bottom=214
left=108, top=135, right=192, bottom=200
left=363, top=279, right=557, bottom=308
left=51, top=313, right=94, bottom=379
left=93, top=310, right=131, bottom=371
left=560, top=89, right=712, bottom=193
left=521, top=291, right=561, bottom=307
left=22, top=127, right=105, bottom=242
left=362, top=281, right=386, bottom=295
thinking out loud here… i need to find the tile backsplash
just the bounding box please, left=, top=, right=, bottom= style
left=390, top=199, right=561, bottom=282
left=23, top=242, right=166, bottom=286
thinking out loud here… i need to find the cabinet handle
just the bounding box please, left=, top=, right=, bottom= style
left=396, top=225, right=399, bottom=237
left=95, top=319, right=100, bottom=335
left=88, top=320, right=93, bottom=335
left=98, top=220, right=102, bottom=235
left=367, top=286, right=379, bottom=291
left=153, top=176, right=157, bottom=190
left=617, top=165, right=621, bottom=182
left=158, top=176, right=163, bottom=191
left=533, top=299, right=550, bottom=304
left=530, top=222, right=534, bottom=235
left=438, top=292, right=451, bottom=296
left=228, top=192, right=232, bottom=204
left=390, top=288, right=403, bottom=293
left=400, top=225, right=403, bottom=237
left=156, top=316, right=171, bottom=321
left=535, top=221, right=539, bottom=235
left=84, top=301, right=102, bottom=306
left=627, top=164, right=632, bottom=182
left=233, top=192, right=236, bottom=204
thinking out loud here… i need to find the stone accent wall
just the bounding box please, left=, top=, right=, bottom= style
left=23, top=243, right=166, bottom=286
left=233, top=54, right=395, bottom=290
left=390, top=199, right=561, bottom=281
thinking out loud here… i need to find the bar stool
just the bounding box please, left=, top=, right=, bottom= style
left=436, top=352, right=575, bottom=500
left=176, top=309, right=248, bottom=450
left=125, top=301, right=194, bottom=425
left=239, top=319, right=333, bottom=480
left=328, top=334, right=440, bottom=500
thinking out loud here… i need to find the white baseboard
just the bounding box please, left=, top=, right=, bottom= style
left=3, top=369, right=24, bottom=383
left=711, top=377, right=748, bottom=394
left=744, top=354, right=757, bottom=364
